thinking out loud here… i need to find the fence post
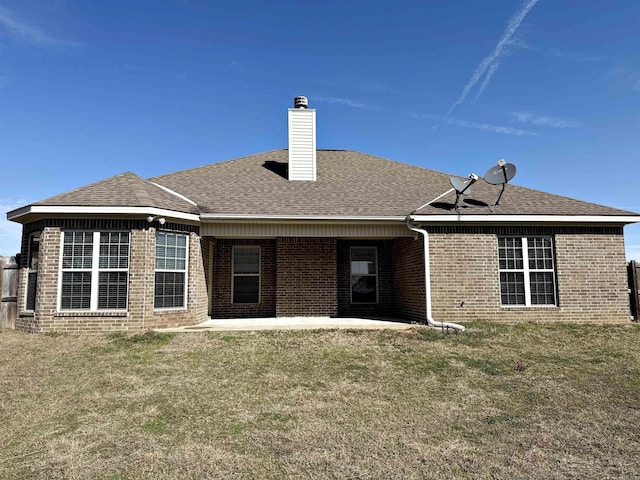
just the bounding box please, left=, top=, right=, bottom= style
left=629, top=260, right=639, bottom=322
left=1, top=256, right=18, bottom=329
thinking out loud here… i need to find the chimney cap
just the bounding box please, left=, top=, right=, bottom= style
left=293, top=96, right=308, bottom=109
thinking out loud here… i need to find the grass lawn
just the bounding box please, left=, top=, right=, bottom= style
left=1, top=323, right=639, bottom=479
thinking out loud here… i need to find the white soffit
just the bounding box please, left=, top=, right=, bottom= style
left=201, top=221, right=414, bottom=238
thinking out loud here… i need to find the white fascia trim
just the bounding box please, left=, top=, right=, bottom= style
left=8, top=205, right=200, bottom=222
left=410, top=214, right=640, bottom=224
left=150, top=182, right=198, bottom=206
left=199, top=214, right=407, bottom=222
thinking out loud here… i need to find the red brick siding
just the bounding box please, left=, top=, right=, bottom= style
left=210, top=239, right=276, bottom=318
left=392, top=237, right=426, bottom=323
left=276, top=237, right=337, bottom=317
left=337, top=240, right=393, bottom=318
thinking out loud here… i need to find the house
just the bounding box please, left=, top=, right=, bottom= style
left=7, top=97, right=640, bottom=333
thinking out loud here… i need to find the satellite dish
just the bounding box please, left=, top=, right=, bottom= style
left=483, top=159, right=517, bottom=210
left=449, top=174, right=478, bottom=210
left=484, top=162, right=516, bottom=185
left=450, top=177, right=473, bottom=195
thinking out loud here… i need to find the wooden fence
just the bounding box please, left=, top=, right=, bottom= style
left=1, top=256, right=18, bottom=329
left=630, top=260, right=639, bottom=322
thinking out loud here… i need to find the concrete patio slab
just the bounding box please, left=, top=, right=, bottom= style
left=155, top=317, right=417, bottom=333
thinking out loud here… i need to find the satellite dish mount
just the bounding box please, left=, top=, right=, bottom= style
left=484, top=159, right=517, bottom=211
left=450, top=173, right=479, bottom=210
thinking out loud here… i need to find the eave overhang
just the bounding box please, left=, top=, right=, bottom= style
left=409, top=214, right=640, bottom=226
left=199, top=214, right=408, bottom=223
left=7, top=206, right=200, bottom=225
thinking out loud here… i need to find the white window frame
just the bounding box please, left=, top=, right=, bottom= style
left=350, top=246, right=379, bottom=304
left=231, top=246, right=261, bottom=304
left=57, top=231, right=130, bottom=311
left=498, top=236, right=557, bottom=307
left=25, top=232, right=40, bottom=311
left=154, top=232, right=189, bottom=310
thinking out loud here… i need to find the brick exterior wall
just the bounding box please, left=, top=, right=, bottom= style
left=276, top=237, right=337, bottom=317
left=210, top=239, right=277, bottom=318
left=201, top=236, right=213, bottom=317
left=428, top=226, right=631, bottom=324
left=337, top=240, right=393, bottom=318
left=392, top=237, right=427, bottom=323
left=15, top=221, right=207, bottom=333
left=14, top=220, right=632, bottom=332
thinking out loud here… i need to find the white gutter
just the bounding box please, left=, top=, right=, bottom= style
left=406, top=219, right=465, bottom=332
left=199, top=213, right=407, bottom=222
left=411, top=214, right=640, bottom=224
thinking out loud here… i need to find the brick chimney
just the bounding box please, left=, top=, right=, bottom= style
left=288, top=96, right=316, bottom=181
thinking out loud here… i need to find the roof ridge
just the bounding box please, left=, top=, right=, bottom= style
left=124, top=172, right=155, bottom=207
left=149, top=148, right=286, bottom=180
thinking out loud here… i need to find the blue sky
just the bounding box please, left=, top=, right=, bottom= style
left=1, top=0, right=639, bottom=259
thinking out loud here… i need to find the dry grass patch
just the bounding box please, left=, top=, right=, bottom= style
left=1, top=323, right=639, bottom=479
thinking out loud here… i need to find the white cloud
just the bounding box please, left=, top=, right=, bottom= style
left=449, top=0, right=540, bottom=113
left=610, top=67, right=640, bottom=92
left=315, top=96, right=383, bottom=111
left=0, top=201, right=25, bottom=256
left=509, top=40, right=602, bottom=62
left=511, top=111, right=582, bottom=128
left=0, top=5, right=78, bottom=47
left=412, top=112, right=537, bottom=137
left=476, top=61, right=501, bottom=100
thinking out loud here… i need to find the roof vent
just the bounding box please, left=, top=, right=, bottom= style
left=293, top=96, right=308, bottom=109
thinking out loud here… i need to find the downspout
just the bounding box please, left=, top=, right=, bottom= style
left=405, top=218, right=466, bottom=332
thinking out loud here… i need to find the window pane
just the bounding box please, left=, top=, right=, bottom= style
left=26, top=272, right=37, bottom=311
left=154, top=272, right=185, bottom=308
left=530, top=272, right=556, bottom=305
left=528, top=237, right=554, bottom=270
left=98, top=272, right=128, bottom=310
left=351, top=247, right=376, bottom=274
left=351, top=275, right=377, bottom=303
left=63, top=232, right=93, bottom=269
left=156, top=232, right=187, bottom=270
left=61, top=272, right=92, bottom=310
left=233, top=248, right=260, bottom=274
left=498, top=237, right=523, bottom=270
left=99, top=232, right=130, bottom=269
left=500, top=272, right=525, bottom=305
left=28, top=234, right=40, bottom=271
left=233, top=276, right=259, bottom=303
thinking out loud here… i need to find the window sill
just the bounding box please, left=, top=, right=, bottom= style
left=19, top=311, right=35, bottom=317
left=153, top=308, right=188, bottom=313
left=55, top=311, right=129, bottom=317
left=500, top=305, right=559, bottom=309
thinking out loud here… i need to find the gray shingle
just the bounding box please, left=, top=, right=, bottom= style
left=149, top=149, right=637, bottom=217
left=33, top=172, right=199, bottom=214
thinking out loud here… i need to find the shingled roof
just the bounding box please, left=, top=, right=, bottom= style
left=9, top=150, right=637, bottom=222
left=32, top=172, right=199, bottom=214
left=149, top=149, right=636, bottom=218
